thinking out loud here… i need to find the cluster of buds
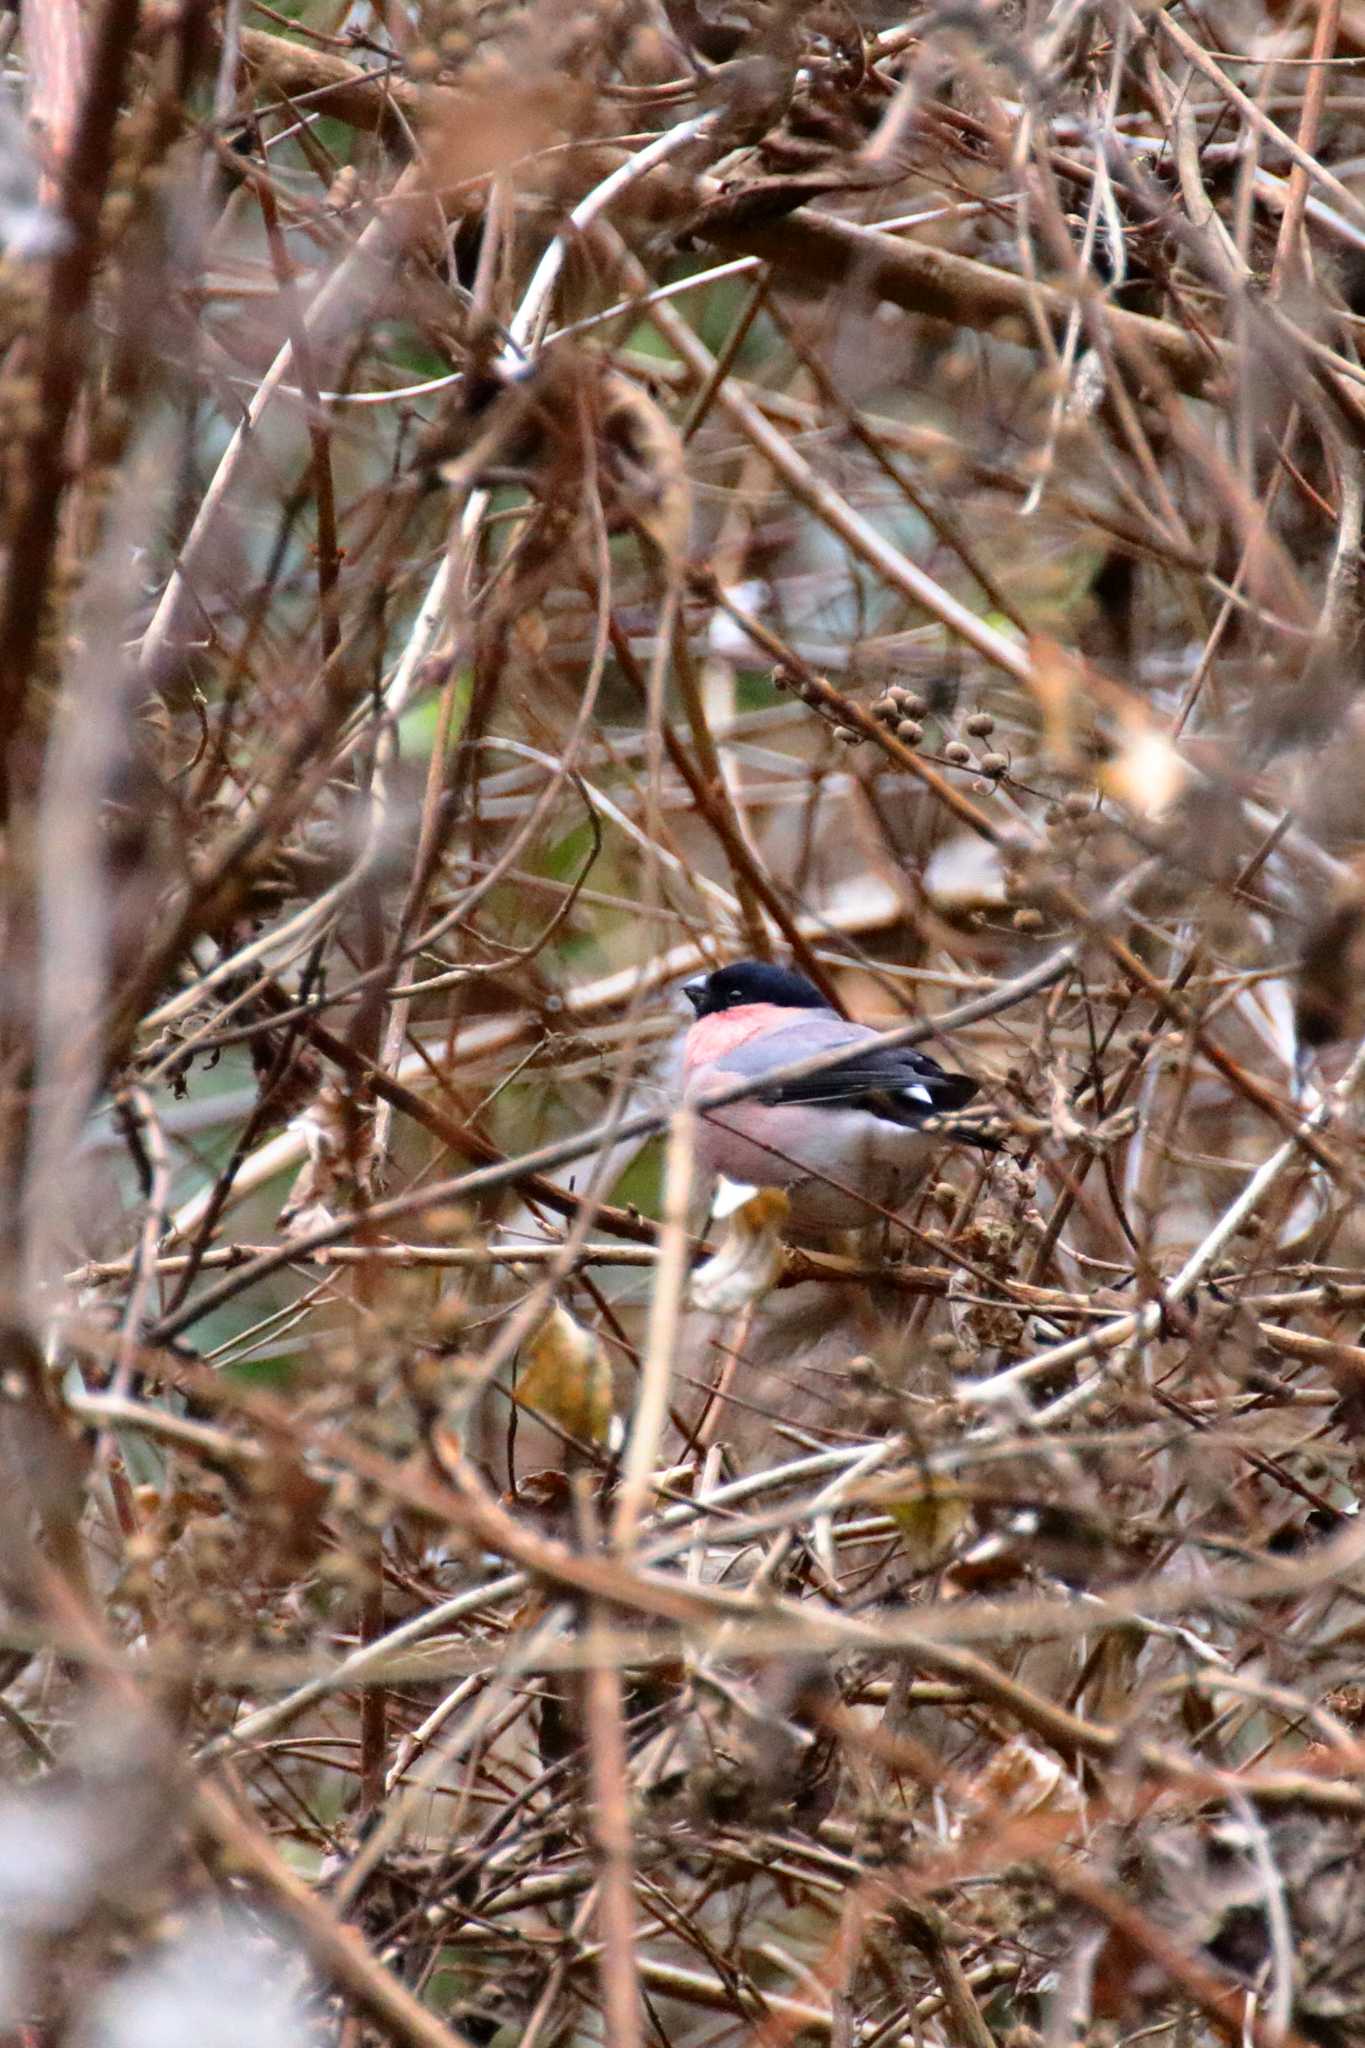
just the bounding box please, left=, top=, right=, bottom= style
left=870, top=683, right=928, bottom=746
left=771, top=665, right=865, bottom=744
left=870, top=689, right=1012, bottom=780
left=958, top=710, right=1010, bottom=777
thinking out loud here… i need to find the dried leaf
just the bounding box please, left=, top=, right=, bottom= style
left=1068, top=345, right=1107, bottom=420
left=1047, top=1061, right=1088, bottom=1145
left=517, top=1302, right=618, bottom=1447
left=962, top=1736, right=1084, bottom=1828
left=690, top=1188, right=790, bottom=1311
left=598, top=371, right=691, bottom=559
left=281, top=1084, right=373, bottom=1235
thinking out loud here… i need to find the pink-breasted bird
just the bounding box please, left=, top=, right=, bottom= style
left=681, top=960, right=999, bottom=1232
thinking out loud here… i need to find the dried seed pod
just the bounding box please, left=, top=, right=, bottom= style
left=943, top=740, right=972, bottom=765
left=895, top=719, right=924, bottom=745
left=965, top=711, right=996, bottom=737
left=979, top=751, right=1009, bottom=774
left=598, top=370, right=691, bottom=558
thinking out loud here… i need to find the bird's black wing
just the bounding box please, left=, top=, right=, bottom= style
left=720, top=1020, right=995, bottom=1138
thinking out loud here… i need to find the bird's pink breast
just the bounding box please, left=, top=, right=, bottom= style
left=682, top=1004, right=791, bottom=1072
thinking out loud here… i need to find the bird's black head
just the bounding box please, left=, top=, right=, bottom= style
left=683, top=960, right=830, bottom=1019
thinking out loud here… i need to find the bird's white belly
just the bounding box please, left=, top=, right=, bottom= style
left=695, top=1104, right=935, bottom=1230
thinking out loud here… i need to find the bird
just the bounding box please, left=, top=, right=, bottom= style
left=680, top=959, right=999, bottom=1232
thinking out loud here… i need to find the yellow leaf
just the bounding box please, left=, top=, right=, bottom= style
left=1026, top=634, right=1085, bottom=765
left=1026, top=635, right=1189, bottom=820
left=1095, top=717, right=1189, bottom=819
left=517, top=1303, right=617, bottom=1447
left=884, top=1486, right=972, bottom=1567
left=690, top=1188, right=790, bottom=1312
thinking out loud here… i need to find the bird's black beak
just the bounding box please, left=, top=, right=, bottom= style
left=683, top=980, right=706, bottom=1014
